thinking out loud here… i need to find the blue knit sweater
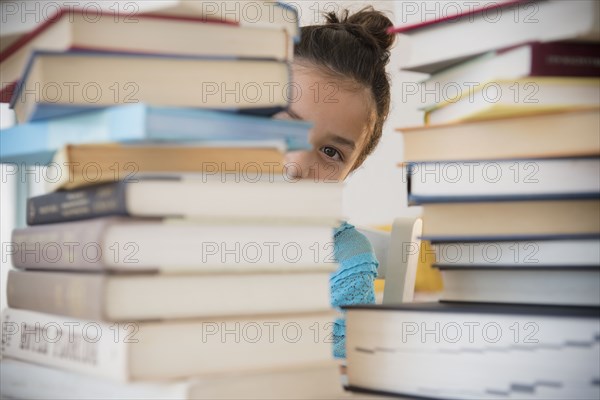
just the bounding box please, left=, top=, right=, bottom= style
left=331, top=222, right=379, bottom=358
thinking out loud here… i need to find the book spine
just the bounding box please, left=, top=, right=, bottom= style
left=10, top=218, right=114, bottom=271
left=0, top=359, right=190, bottom=400
left=0, top=81, right=17, bottom=103
left=531, top=42, right=600, bottom=77
left=0, top=309, right=129, bottom=381
left=7, top=270, right=106, bottom=321
left=27, top=182, right=129, bottom=225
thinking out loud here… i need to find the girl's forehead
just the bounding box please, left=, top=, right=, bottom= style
left=291, top=63, right=373, bottom=136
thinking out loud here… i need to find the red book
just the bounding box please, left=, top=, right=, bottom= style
left=388, top=0, right=526, bottom=34
left=417, top=41, right=600, bottom=109
left=525, top=41, right=600, bottom=76
left=388, top=0, right=600, bottom=74
left=1, top=7, right=292, bottom=102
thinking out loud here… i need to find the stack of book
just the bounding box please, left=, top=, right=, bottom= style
left=345, top=1, right=600, bottom=399
left=1, top=4, right=344, bottom=400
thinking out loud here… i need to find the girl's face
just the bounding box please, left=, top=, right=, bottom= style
left=273, top=63, right=373, bottom=181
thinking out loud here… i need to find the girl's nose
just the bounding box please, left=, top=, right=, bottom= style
left=284, top=151, right=316, bottom=180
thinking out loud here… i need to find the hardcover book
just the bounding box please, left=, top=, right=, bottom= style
left=389, top=0, right=600, bottom=73
left=11, top=217, right=338, bottom=272
left=0, top=104, right=312, bottom=164
left=11, top=51, right=291, bottom=122
left=26, top=178, right=343, bottom=225
left=1, top=308, right=336, bottom=381
left=7, top=269, right=333, bottom=321
left=0, top=8, right=291, bottom=102
left=0, top=359, right=343, bottom=400
left=345, top=303, right=600, bottom=399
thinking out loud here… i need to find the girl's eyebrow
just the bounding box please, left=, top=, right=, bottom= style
left=284, top=109, right=356, bottom=151
left=329, top=134, right=356, bottom=151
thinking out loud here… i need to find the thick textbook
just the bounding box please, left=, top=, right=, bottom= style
left=401, top=109, right=600, bottom=161
left=146, top=0, right=300, bottom=39
left=11, top=217, right=337, bottom=272
left=432, top=238, right=600, bottom=267
left=11, top=51, right=290, bottom=122
left=0, top=8, right=291, bottom=102
left=0, top=104, right=312, bottom=164
left=438, top=266, right=600, bottom=306
left=7, top=269, right=332, bottom=321
left=424, top=78, right=600, bottom=125
left=421, top=199, right=600, bottom=238
left=407, top=158, right=600, bottom=204
left=26, top=178, right=343, bottom=225
left=42, top=144, right=286, bottom=192
left=1, top=308, right=335, bottom=381
left=0, top=359, right=343, bottom=400
left=345, top=302, right=600, bottom=400
left=420, top=42, right=600, bottom=108
left=390, top=0, right=600, bottom=73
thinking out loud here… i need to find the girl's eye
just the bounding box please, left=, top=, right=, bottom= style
left=320, top=146, right=342, bottom=161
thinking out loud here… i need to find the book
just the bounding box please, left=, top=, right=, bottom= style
left=42, top=143, right=287, bottom=192
left=419, top=42, right=600, bottom=108
left=6, top=269, right=332, bottom=321
left=401, top=109, right=600, bottom=161
left=345, top=303, right=600, bottom=400
left=432, top=238, right=600, bottom=267
left=146, top=0, right=300, bottom=39
left=390, top=0, right=600, bottom=74
left=26, top=178, right=343, bottom=225
left=0, top=104, right=312, bottom=165
left=0, top=8, right=292, bottom=102
left=424, top=77, right=600, bottom=125
left=421, top=199, right=600, bottom=238
left=0, top=358, right=343, bottom=400
left=437, top=266, right=600, bottom=306
left=11, top=51, right=291, bottom=122
left=1, top=308, right=336, bottom=381
left=11, top=217, right=337, bottom=272
left=407, top=157, right=600, bottom=204
left=0, top=32, right=22, bottom=53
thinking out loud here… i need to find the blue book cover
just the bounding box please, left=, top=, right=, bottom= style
left=0, top=104, right=312, bottom=165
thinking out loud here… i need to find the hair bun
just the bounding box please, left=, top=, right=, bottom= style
left=324, top=7, right=395, bottom=56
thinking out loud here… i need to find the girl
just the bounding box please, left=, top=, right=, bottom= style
left=274, top=6, right=395, bottom=358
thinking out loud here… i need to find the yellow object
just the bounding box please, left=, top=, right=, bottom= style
left=425, top=104, right=594, bottom=125
left=374, top=279, right=385, bottom=294
left=414, top=240, right=443, bottom=292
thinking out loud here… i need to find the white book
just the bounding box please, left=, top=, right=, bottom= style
left=395, top=0, right=600, bottom=73
left=7, top=269, right=333, bottom=321
left=346, top=303, right=600, bottom=400
left=28, top=178, right=343, bottom=225
left=439, top=267, right=600, bottom=306
left=11, top=217, right=337, bottom=272
left=0, top=358, right=344, bottom=400
left=432, top=239, right=600, bottom=267
left=407, top=158, right=600, bottom=203
left=1, top=308, right=336, bottom=382
left=425, top=78, right=600, bottom=125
